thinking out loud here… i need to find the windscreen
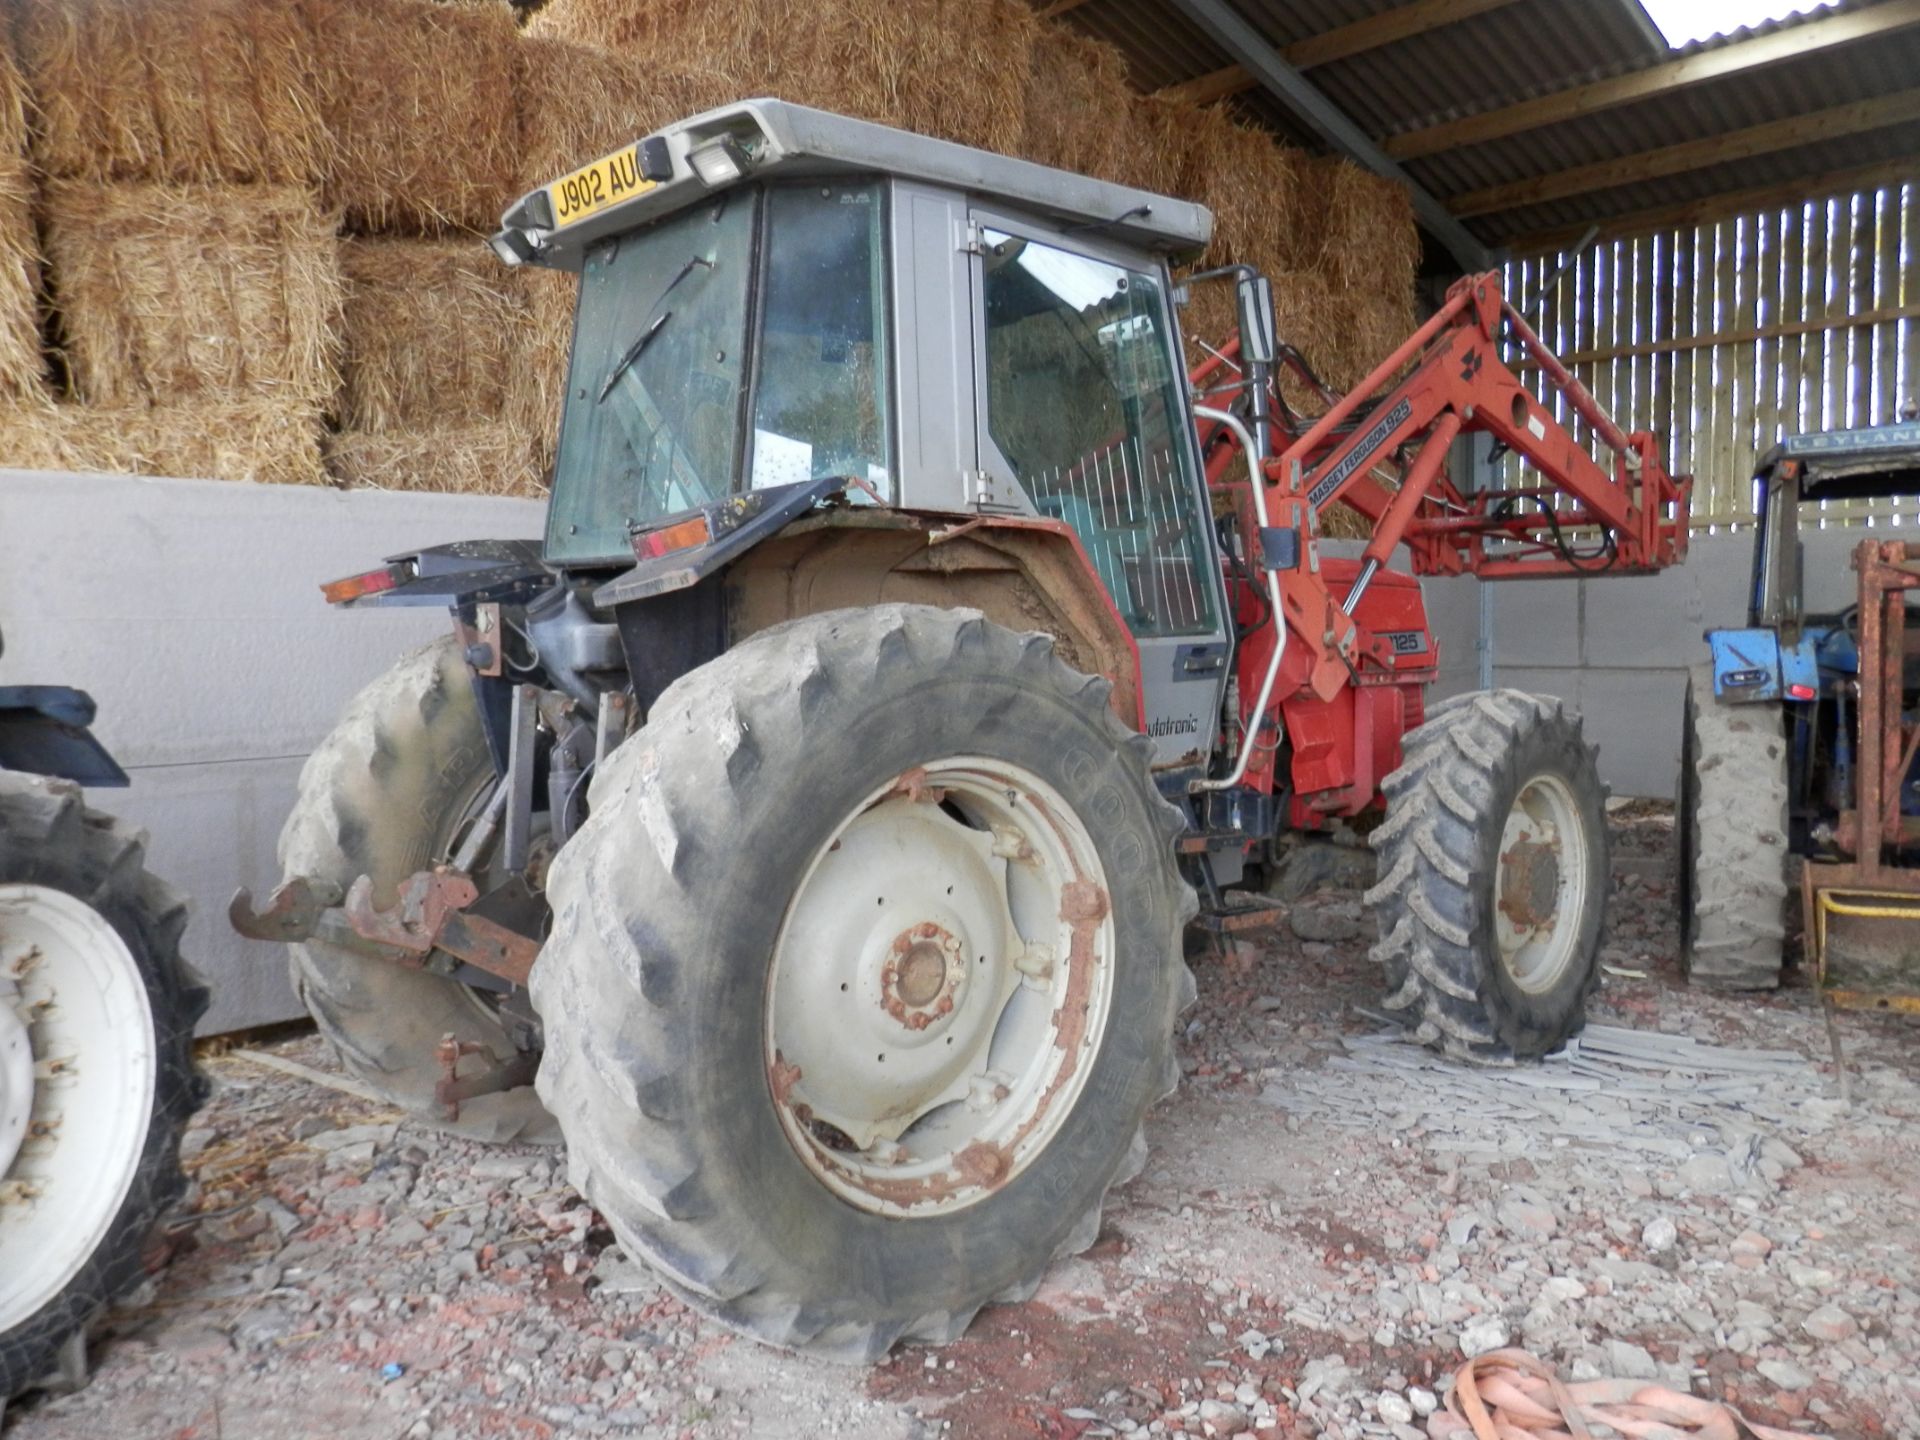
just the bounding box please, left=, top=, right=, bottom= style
left=545, top=193, right=755, bottom=564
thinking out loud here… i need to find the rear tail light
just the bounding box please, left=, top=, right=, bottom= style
left=1787, top=682, right=1817, bottom=701
left=321, top=566, right=402, bottom=605
left=633, top=514, right=712, bottom=561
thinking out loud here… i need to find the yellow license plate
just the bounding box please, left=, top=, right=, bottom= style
left=547, top=145, right=655, bottom=228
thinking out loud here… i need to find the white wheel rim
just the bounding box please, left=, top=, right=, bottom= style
left=764, top=757, right=1115, bottom=1218
left=1493, top=774, right=1590, bottom=995
left=0, top=884, right=156, bottom=1331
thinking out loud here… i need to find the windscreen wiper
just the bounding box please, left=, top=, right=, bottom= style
left=597, top=310, right=672, bottom=404
left=596, top=254, right=713, bottom=405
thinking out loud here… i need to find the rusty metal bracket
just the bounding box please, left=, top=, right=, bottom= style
left=232, top=868, right=541, bottom=989
left=229, top=877, right=343, bottom=943
left=435, top=1032, right=540, bottom=1122
left=344, top=868, right=542, bottom=988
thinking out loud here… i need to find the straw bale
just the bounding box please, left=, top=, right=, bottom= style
left=0, top=161, right=42, bottom=400
left=17, top=400, right=331, bottom=485
left=0, top=42, right=45, bottom=400
left=1183, top=106, right=1300, bottom=279
left=12, top=0, right=331, bottom=184
left=338, top=237, right=541, bottom=431
left=515, top=37, right=737, bottom=188
left=0, top=399, right=73, bottom=470
left=1019, top=25, right=1136, bottom=184
left=514, top=265, right=575, bottom=453
left=527, top=0, right=1032, bottom=154
left=1319, top=158, right=1420, bottom=296
left=324, top=424, right=546, bottom=496
left=305, top=0, right=523, bottom=233
left=44, top=180, right=342, bottom=407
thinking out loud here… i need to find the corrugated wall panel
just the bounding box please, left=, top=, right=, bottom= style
left=1500, top=182, right=1919, bottom=530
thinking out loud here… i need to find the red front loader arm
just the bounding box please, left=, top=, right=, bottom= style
left=1196, top=272, right=1690, bottom=700
left=1189, top=271, right=1691, bottom=814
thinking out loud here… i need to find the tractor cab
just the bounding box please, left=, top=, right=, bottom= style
left=1710, top=420, right=1920, bottom=705
left=490, top=99, right=1234, bottom=768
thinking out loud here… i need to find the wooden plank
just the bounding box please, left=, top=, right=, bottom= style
left=1713, top=217, right=1739, bottom=519
left=1732, top=216, right=1758, bottom=512
left=1507, top=158, right=1920, bottom=258
left=1754, top=208, right=1780, bottom=452
left=1777, top=204, right=1804, bottom=436
left=1385, top=0, right=1920, bottom=161
left=1896, top=180, right=1912, bottom=428
left=1669, top=229, right=1694, bottom=479
left=1874, top=187, right=1898, bottom=429
left=1514, top=300, right=1920, bottom=369
left=1801, top=200, right=1829, bottom=437
left=1285, top=0, right=1523, bottom=68
left=1827, top=198, right=1858, bottom=433
left=1851, top=194, right=1875, bottom=426
left=1452, top=89, right=1920, bottom=219
left=1634, top=234, right=1656, bottom=470
left=1153, top=0, right=1523, bottom=103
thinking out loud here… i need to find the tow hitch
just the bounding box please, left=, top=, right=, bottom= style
left=230, top=868, right=541, bottom=988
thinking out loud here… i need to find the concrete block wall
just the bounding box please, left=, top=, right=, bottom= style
left=0, top=470, right=543, bottom=1032
left=1419, top=524, right=1916, bottom=799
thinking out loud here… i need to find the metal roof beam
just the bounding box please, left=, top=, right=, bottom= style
left=1166, top=0, right=1490, bottom=270
left=1388, top=0, right=1920, bottom=162
left=1157, top=0, right=1523, bottom=107
left=1452, top=86, right=1920, bottom=218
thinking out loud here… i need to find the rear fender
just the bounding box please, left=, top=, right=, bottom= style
left=0, top=686, right=128, bottom=787
left=1708, top=627, right=1819, bottom=703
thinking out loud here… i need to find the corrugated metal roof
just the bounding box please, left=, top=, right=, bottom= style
left=1049, top=0, right=1915, bottom=260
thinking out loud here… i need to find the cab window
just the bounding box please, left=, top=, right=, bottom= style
left=980, top=229, right=1215, bottom=637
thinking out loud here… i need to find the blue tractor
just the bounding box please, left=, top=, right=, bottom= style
left=1681, top=420, right=1920, bottom=1003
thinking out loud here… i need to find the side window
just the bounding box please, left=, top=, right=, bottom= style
left=751, top=183, right=893, bottom=494
left=980, top=229, right=1216, bottom=638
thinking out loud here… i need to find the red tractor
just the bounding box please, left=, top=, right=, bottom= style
left=236, top=102, right=1688, bottom=1357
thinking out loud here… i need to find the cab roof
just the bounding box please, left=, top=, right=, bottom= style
left=492, top=98, right=1214, bottom=272
left=1759, top=420, right=1920, bottom=500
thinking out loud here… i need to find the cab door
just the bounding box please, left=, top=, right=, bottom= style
left=967, top=210, right=1231, bottom=773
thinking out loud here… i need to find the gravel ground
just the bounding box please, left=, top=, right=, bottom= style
left=8, top=803, right=1918, bottom=1440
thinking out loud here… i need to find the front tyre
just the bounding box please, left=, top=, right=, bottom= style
left=532, top=606, right=1194, bottom=1359
left=0, top=774, right=208, bottom=1400
left=1679, top=665, right=1787, bottom=989
left=1367, top=690, right=1609, bottom=1061
left=279, top=640, right=548, bottom=1140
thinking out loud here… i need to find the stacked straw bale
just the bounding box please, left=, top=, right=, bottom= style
left=11, top=0, right=333, bottom=185
left=332, top=236, right=544, bottom=495
left=11, top=0, right=339, bottom=483
left=528, top=0, right=1037, bottom=156
left=304, top=0, right=524, bottom=235
left=0, top=0, right=1423, bottom=515
left=0, top=29, right=45, bottom=403
left=45, top=182, right=341, bottom=407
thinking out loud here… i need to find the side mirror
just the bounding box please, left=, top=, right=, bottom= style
left=1237, top=274, right=1277, bottom=365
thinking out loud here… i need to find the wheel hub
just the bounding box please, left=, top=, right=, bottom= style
left=883, top=923, right=967, bottom=1026
left=1492, top=775, right=1591, bottom=995
left=0, top=884, right=157, bottom=1335
left=1498, top=837, right=1561, bottom=930
left=765, top=758, right=1114, bottom=1218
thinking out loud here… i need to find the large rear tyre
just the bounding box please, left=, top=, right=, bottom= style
left=532, top=605, right=1195, bottom=1360
left=0, top=774, right=208, bottom=1400
left=1679, top=665, right=1787, bottom=989
left=1367, top=690, right=1609, bottom=1062
left=280, top=640, right=549, bottom=1141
